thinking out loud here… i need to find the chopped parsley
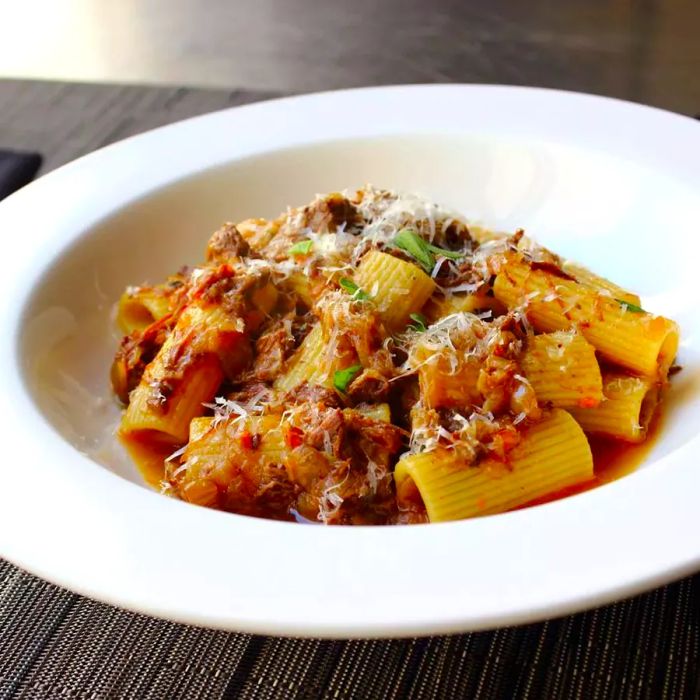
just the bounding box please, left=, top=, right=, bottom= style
left=339, top=277, right=371, bottom=301
left=333, top=364, right=363, bottom=393
left=616, top=298, right=645, bottom=313
left=288, top=239, right=313, bottom=256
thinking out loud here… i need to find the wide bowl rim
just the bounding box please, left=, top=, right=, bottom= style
left=1, top=83, right=699, bottom=638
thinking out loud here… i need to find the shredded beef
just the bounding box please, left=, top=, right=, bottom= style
left=206, top=223, right=250, bottom=262
left=304, top=407, right=346, bottom=457
left=221, top=463, right=300, bottom=520
left=347, top=368, right=390, bottom=402
left=250, top=320, right=295, bottom=381
left=111, top=315, right=173, bottom=403
left=286, top=383, right=342, bottom=408
left=227, top=382, right=274, bottom=405
left=343, top=412, right=404, bottom=454
left=300, top=193, right=359, bottom=233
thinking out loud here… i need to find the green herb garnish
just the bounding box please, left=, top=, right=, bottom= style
left=339, top=277, right=371, bottom=301
left=427, top=243, right=463, bottom=260
left=616, top=298, right=645, bottom=313
left=333, top=364, right=363, bottom=393
left=288, top=239, right=313, bottom=256
left=393, top=229, right=435, bottom=273
left=407, top=312, right=428, bottom=333
left=392, top=228, right=465, bottom=273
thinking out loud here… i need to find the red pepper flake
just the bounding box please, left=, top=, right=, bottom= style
left=239, top=431, right=254, bottom=450
left=286, top=426, right=304, bottom=448
left=577, top=397, right=598, bottom=409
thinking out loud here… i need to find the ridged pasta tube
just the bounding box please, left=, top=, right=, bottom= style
left=179, top=415, right=288, bottom=508
left=425, top=291, right=506, bottom=323
left=121, top=303, right=248, bottom=443
left=274, top=324, right=332, bottom=392
left=122, top=352, right=223, bottom=444
left=561, top=261, right=641, bottom=307
left=116, top=286, right=175, bottom=333
left=521, top=331, right=603, bottom=408
left=568, top=373, right=659, bottom=443
left=354, top=250, right=435, bottom=331
left=395, top=409, right=593, bottom=521
left=493, top=258, right=679, bottom=378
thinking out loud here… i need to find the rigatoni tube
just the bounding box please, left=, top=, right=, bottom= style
left=493, top=257, right=679, bottom=378
left=395, top=409, right=593, bottom=522
left=274, top=324, right=333, bottom=393
left=568, top=373, right=659, bottom=443
left=521, top=330, right=603, bottom=408
left=354, top=250, right=435, bottom=331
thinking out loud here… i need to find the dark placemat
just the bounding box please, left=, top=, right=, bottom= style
left=1, top=79, right=699, bottom=700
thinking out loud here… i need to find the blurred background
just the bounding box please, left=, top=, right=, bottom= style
left=1, top=0, right=699, bottom=114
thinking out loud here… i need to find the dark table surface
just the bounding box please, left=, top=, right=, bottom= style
left=1, top=44, right=700, bottom=699
left=4, top=0, right=699, bottom=116
left=227, top=0, right=700, bottom=115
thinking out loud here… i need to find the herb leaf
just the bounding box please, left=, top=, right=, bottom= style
left=426, top=243, right=464, bottom=261
left=616, top=298, right=645, bottom=313
left=289, top=239, right=313, bottom=256
left=393, top=229, right=435, bottom=273
left=392, top=229, right=466, bottom=273
left=339, top=277, right=371, bottom=301
left=333, top=364, right=363, bottom=393
left=407, top=312, right=428, bottom=333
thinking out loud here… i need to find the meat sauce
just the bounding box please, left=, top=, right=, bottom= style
left=126, top=412, right=661, bottom=522
left=111, top=189, right=678, bottom=525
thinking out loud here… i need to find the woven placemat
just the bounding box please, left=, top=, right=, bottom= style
left=1, top=80, right=699, bottom=700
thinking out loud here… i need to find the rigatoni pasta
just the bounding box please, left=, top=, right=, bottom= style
left=111, top=186, right=679, bottom=525
left=561, top=261, right=641, bottom=307
left=521, top=331, right=602, bottom=409
left=395, top=410, right=593, bottom=521
left=493, top=257, right=679, bottom=378
left=116, top=278, right=185, bottom=334
left=354, top=250, right=436, bottom=331
left=568, top=373, right=659, bottom=443
left=122, top=352, right=223, bottom=443
left=120, top=298, right=250, bottom=443
left=274, top=324, right=329, bottom=393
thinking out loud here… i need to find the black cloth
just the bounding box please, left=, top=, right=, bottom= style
left=0, top=149, right=41, bottom=200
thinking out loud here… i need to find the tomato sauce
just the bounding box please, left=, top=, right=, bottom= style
left=127, top=413, right=663, bottom=520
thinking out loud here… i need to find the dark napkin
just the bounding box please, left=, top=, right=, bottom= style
left=0, top=149, right=42, bottom=201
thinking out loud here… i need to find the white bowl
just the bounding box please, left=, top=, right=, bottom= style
left=1, top=85, right=699, bottom=638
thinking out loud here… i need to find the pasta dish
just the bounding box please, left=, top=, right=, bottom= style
left=111, top=187, right=679, bottom=524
